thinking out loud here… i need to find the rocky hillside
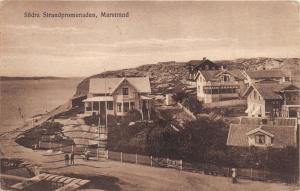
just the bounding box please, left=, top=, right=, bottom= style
left=74, top=58, right=300, bottom=97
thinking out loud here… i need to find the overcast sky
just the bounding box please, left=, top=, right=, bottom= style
left=0, top=1, right=299, bottom=77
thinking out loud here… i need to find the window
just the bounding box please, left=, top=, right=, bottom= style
left=93, top=102, right=99, bottom=111
left=255, top=135, right=265, bottom=144
left=123, top=102, right=129, bottom=112
left=223, top=75, right=230, bottom=82
left=107, top=101, right=113, bottom=110
left=85, top=102, right=92, bottom=111
left=117, top=103, right=122, bottom=112
left=122, top=87, right=129, bottom=95
left=130, top=102, right=135, bottom=110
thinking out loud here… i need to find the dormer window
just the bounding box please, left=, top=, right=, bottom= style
left=122, top=87, right=128, bottom=95
left=255, top=135, right=265, bottom=144
left=223, top=75, right=230, bottom=82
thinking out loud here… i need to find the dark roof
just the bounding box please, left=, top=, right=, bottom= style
left=198, top=69, right=245, bottom=81
left=200, top=70, right=220, bottom=81
left=227, top=123, right=297, bottom=148
left=240, top=117, right=297, bottom=127
left=245, top=69, right=290, bottom=79
left=253, top=82, right=290, bottom=100
left=243, top=82, right=291, bottom=100
left=186, top=59, right=221, bottom=69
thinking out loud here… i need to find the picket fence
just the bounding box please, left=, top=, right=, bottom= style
left=38, top=142, right=298, bottom=184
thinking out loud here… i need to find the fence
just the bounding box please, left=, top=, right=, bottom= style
left=182, top=161, right=299, bottom=184
left=37, top=142, right=298, bottom=183
left=107, top=151, right=182, bottom=170
left=38, top=141, right=108, bottom=158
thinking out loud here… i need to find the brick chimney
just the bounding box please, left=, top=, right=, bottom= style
left=203, top=57, right=206, bottom=60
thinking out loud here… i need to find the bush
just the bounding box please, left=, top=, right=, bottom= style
left=172, top=91, right=203, bottom=114
left=182, top=96, right=203, bottom=114
left=172, top=90, right=187, bottom=102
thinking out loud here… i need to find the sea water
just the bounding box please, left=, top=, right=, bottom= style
left=0, top=78, right=83, bottom=134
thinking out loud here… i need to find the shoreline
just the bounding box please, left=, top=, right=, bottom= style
left=0, top=101, right=71, bottom=160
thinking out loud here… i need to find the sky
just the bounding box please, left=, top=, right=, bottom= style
left=0, top=1, right=299, bottom=77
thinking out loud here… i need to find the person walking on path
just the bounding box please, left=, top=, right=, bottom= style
left=64, top=153, right=69, bottom=166
left=70, top=152, right=75, bottom=165
left=232, top=168, right=237, bottom=184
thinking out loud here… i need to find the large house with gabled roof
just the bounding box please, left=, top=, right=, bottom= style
left=185, top=57, right=222, bottom=86
left=83, top=77, right=152, bottom=119
left=243, top=81, right=300, bottom=119
left=242, top=69, right=292, bottom=86
left=195, top=68, right=246, bottom=103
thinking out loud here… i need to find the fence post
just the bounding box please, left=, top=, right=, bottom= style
left=250, top=168, right=253, bottom=180
left=180, top=160, right=183, bottom=171
left=106, top=150, right=109, bottom=159
left=150, top=156, right=153, bottom=167
left=97, top=148, right=99, bottom=159
left=121, top=152, right=123, bottom=163
left=135, top=153, right=138, bottom=164
left=167, top=158, right=169, bottom=167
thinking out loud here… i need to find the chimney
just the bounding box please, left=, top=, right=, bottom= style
left=221, top=65, right=224, bottom=70
left=203, top=57, right=206, bottom=60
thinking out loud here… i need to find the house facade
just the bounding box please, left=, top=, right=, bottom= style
left=227, top=117, right=298, bottom=148
left=243, top=81, right=300, bottom=118
left=83, top=77, right=152, bottom=119
left=280, top=85, right=300, bottom=120
left=195, top=69, right=246, bottom=103
left=185, top=57, right=221, bottom=86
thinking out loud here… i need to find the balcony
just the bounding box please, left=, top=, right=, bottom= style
left=115, top=95, right=136, bottom=101
left=205, top=81, right=239, bottom=86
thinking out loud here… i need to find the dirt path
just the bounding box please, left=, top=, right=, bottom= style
left=40, top=153, right=297, bottom=191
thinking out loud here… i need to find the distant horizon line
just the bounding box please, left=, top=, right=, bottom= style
left=1, top=56, right=299, bottom=78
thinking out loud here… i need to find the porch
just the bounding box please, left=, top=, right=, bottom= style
left=83, top=96, right=114, bottom=116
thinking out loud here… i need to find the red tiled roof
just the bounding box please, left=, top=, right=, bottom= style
left=227, top=123, right=297, bottom=148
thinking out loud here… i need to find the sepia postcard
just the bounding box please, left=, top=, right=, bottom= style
left=0, top=1, right=300, bottom=190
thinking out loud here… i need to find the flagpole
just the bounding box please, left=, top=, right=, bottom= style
left=104, top=68, right=108, bottom=129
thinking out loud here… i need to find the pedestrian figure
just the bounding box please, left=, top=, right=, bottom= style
left=232, top=168, right=237, bottom=184
left=84, top=150, right=89, bottom=160
left=70, top=152, right=75, bottom=165
left=64, top=153, right=69, bottom=166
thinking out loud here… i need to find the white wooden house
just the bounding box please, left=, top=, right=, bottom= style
left=82, top=77, right=152, bottom=119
